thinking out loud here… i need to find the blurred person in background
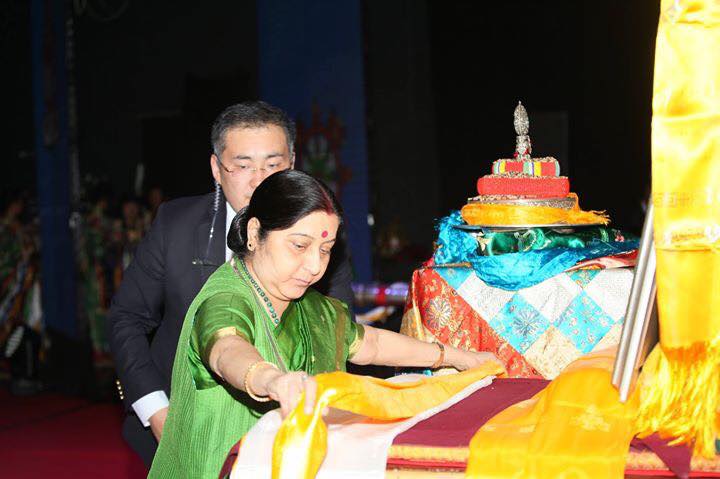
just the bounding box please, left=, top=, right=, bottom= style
left=0, top=193, right=43, bottom=395
left=144, top=186, right=165, bottom=228
left=78, top=191, right=113, bottom=361
left=113, top=196, right=146, bottom=278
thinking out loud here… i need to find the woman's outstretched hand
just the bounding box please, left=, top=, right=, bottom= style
left=447, top=347, right=506, bottom=373
left=253, top=368, right=318, bottom=418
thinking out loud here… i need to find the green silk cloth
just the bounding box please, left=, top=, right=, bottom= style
left=149, top=261, right=360, bottom=478
left=474, top=226, right=622, bottom=256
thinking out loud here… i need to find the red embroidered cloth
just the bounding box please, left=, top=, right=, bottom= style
left=400, top=267, right=543, bottom=378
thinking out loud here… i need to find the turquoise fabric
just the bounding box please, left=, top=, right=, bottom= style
left=433, top=211, right=639, bottom=291
left=474, top=226, right=617, bottom=256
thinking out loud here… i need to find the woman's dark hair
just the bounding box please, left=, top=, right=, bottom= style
left=228, top=170, right=343, bottom=257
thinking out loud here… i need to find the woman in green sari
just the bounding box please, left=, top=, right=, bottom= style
left=149, top=170, right=500, bottom=478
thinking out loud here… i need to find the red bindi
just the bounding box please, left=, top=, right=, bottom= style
left=321, top=230, right=328, bottom=238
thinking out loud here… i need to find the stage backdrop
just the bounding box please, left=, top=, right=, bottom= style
left=257, top=0, right=372, bottom=282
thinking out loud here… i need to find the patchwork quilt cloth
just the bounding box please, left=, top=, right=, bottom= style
left=400, top=266, right=633, bottom=379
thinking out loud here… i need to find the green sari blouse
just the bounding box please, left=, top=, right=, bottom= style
left=149, top=260, right=362, bottom=479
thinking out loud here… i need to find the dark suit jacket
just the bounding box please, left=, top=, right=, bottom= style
left=107, top=193, right=354, bottom=465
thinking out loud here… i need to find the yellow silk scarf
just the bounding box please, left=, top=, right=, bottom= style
left=461, top=193, right=610, bottom=226
left=635, top=0, right=720, bottom=457
left=466, top=350, right=640, bottom=479
left=270, top=363, right=505, bottom=479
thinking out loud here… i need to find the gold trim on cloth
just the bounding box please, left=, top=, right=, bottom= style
left=389, top=444, right=469, bottom=463
left=348, top=324, right=365, bottom=359
left=399, top=270, right=430, bottom=342
left=385, top=469, right=463, bottom=478
left=387, top=444, right=720, bottom=475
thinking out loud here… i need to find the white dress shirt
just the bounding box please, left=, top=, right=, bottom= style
left=225, top=201, right=236, bottom=261
left=131, top=201, right=236, bottom=427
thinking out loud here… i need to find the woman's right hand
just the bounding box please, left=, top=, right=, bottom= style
left=252, top=368, right=318, bottom=418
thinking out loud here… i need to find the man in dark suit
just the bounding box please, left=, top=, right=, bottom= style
left=107, top=101, right=354, bottom=466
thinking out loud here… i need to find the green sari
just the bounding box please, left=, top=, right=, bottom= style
left=149, top=261, right=362, bottom=478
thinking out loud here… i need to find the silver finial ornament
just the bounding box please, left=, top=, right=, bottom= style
left=514, top=101, right=532, bottom=160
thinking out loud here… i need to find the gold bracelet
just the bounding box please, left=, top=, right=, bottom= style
left=243, top=360, right=277, bottom=402
left=430, top=342, right=445, bottom=369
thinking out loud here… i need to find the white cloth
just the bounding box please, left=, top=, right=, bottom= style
left=132, top=201, right=236, bottom=425
left=231, top=375, right=494, bottom=479
left=225, top=201, right=236, bottom=261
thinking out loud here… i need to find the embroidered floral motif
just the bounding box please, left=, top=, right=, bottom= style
left=570, top=405, right=611, bottom=432
left=511, top=309, right=542, bottom=344
left=426, top=297, right=452, bottom=330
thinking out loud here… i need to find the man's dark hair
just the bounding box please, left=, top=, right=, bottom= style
left=211, top=101, right=296, bottom=156
left=228, top=170, right=343, bottom=258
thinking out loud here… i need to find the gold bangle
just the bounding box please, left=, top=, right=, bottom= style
left=244, top=360, right=277, bottom=402
left=430, top=342, right=445, bottom=369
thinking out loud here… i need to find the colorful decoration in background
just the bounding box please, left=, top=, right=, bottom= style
left=296, top=104, right=352, bottom=199
left=352, top=282, right=408, bottom=307
left=400, top=265, right=633, bottom=379
left=257, top=0, right=372, bottom=282
left=636, top=0, right=720, bottom=457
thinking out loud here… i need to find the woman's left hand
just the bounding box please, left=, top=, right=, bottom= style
left=447, top=348, right=506, bottom=373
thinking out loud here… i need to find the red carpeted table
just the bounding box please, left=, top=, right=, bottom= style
left=386, top=378, right=720, bottom=478
left=220, top=378, right=720, bottom=478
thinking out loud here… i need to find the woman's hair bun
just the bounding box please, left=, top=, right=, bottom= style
left=225, top=170, right=343, bottom=258
left=227, top=207, right=248, bottom=255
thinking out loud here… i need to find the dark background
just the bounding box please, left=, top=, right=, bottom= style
left=4, top=0, right=658, bottom=280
